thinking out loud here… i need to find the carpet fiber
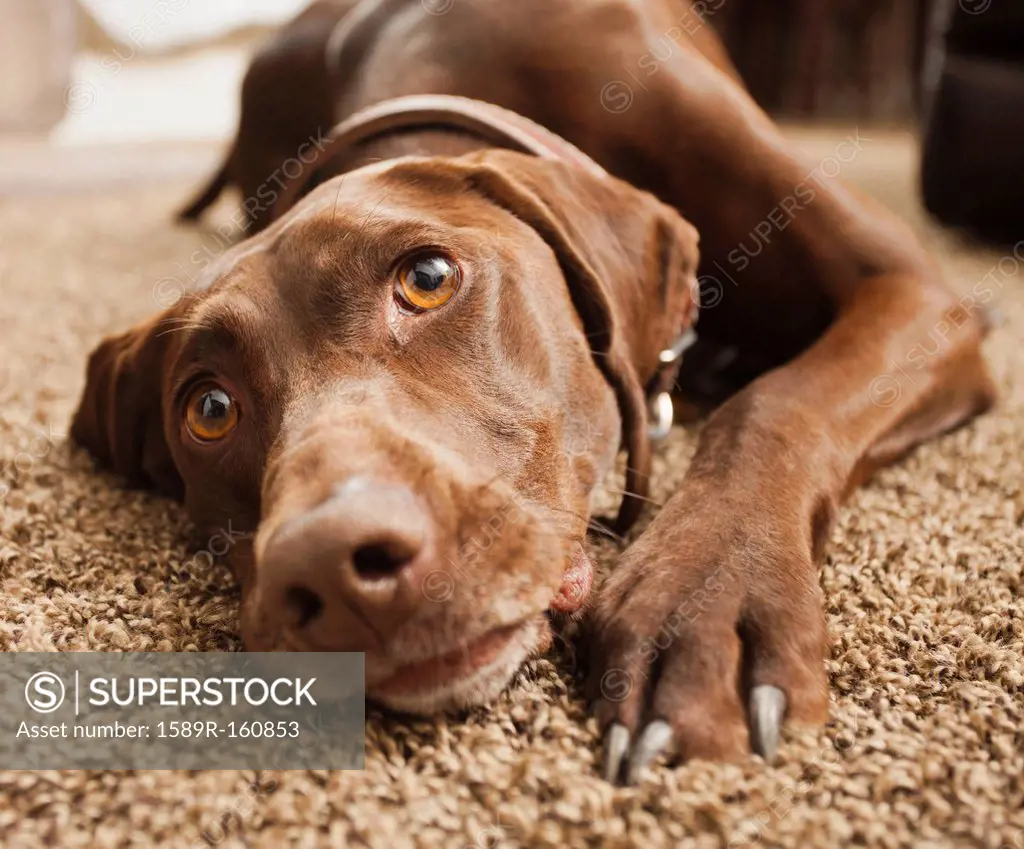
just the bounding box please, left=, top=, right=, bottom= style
left=1, top=129, right=1022, bottom=848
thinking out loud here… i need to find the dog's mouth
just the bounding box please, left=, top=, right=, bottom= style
left=371, top=622, right=526, bottom=696
left=368, top=619, right=539, bottom=713
left=367, top=546, right=594, bottom=712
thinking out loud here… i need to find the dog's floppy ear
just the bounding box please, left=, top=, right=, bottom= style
left=71, top=312, right=183, bottom=498
left=455, top=150, right=701, bottom=531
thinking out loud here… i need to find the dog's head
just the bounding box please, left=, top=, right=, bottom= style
left=72, top=148, right=698, bottom=712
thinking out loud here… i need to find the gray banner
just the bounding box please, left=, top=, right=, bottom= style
left=0, top=652, right=364, bottom=769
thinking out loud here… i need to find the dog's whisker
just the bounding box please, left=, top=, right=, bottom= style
left=531, top=502, right=626, bottom=545
left=156, top=315, right=201, bottom=326
left=584, top=520, right=625, bottom=543
left=331, top=173, right=349, bottom=227
left=601, top=487, right=664, bottom=509
left=465, top=470, right=629, bottom=544
left=465, top=483, right=586, bottom=541
left=353, top=193, right=389, bottom=239
left=154, top=323, right=212, bottom=338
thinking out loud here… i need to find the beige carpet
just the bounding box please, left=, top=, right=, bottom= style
left=1, top=129, right=1022, bottom=848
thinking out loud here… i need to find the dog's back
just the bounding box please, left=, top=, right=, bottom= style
left=179, top=0, right=738, bottom=230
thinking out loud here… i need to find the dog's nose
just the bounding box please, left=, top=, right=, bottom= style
left=261, top=478, right=433, bottom=646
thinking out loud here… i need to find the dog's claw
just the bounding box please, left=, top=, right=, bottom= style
left=749, top=685, right=786, bottom=761
left=625, top=720, right=673, bottom=785
left=602, top=723, right=630, bottom=783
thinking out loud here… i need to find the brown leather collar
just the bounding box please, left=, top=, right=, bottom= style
left=268, top=94, right=609, bottom=223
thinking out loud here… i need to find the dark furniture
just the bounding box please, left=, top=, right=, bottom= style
left=714, top=0, right=932, bottom=121
left=920, top=0, right=1024, bottom=243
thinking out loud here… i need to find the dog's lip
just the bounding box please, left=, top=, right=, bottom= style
left=368, top=622, right=527, bottom=698
left=551, top=543, right=594, bottom=614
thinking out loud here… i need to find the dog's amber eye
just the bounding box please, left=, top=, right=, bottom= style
left=185, top=384, right=238, bottom=442
left=395, top=253, right=461, bottom=311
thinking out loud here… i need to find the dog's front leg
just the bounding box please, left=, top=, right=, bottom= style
left=586, top=263, right=996, bottom=784
left=555, top=19, right=1001, bottom=782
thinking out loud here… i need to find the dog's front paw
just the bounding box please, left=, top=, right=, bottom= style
left=585, top=494, right=830, bottom=784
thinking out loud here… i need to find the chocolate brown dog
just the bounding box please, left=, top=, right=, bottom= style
left=73, top=0, right=996, bottom=785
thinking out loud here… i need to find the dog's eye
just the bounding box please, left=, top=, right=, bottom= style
left=394, top=253, right=461, bottom=311
left=185, top=383, right=238, bottom=442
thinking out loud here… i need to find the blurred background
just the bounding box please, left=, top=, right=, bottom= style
left=0, top=0, right=1021, bottom=242
left=0, top=0, right=306, bottom=193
